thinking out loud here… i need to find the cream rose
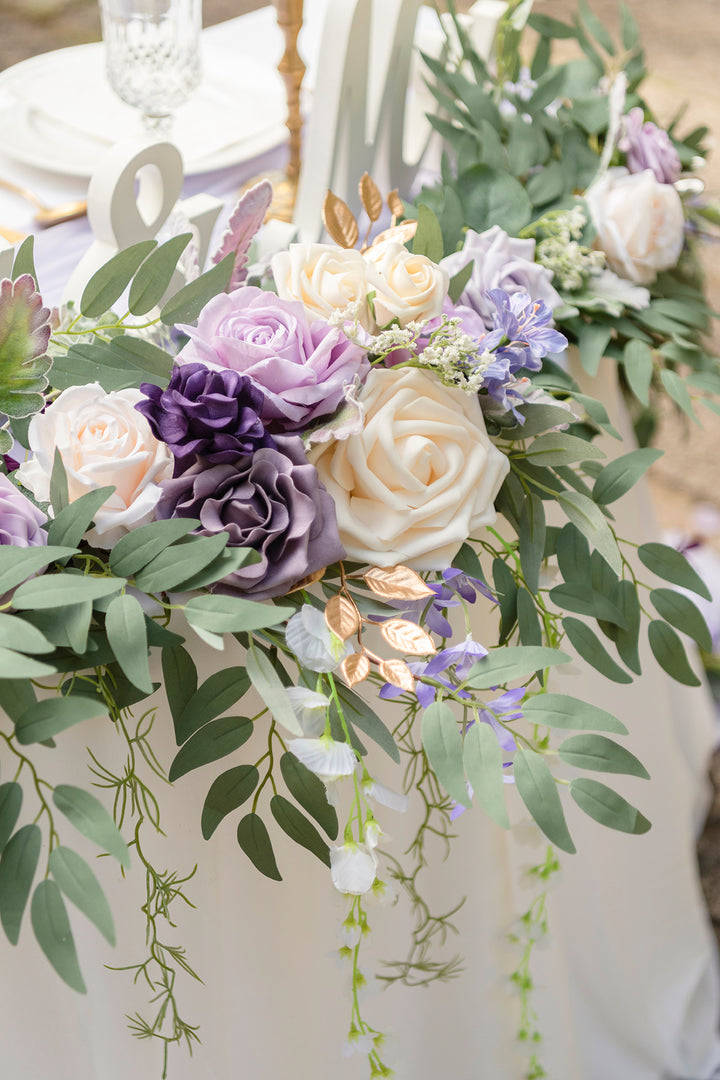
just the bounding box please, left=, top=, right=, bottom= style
left=585, top=168, right=685, bottom=285
left=364, top=240, right=449, bottom=327
left=307, top=367, right=509, bottom=569
left=17, top=383, right=173, bottom=548
left=271, top=243, right=382, bottom=331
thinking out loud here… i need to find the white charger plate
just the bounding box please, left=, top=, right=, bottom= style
left=0, top=40, right=288, bottom=178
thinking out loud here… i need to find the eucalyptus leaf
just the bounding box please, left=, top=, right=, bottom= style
left=173, top=545, right=262, bottom=592
left=466, top=646, right=571, bottom=688
left=518, top=494, right=545, bottom=595
left=11, top=236, right=38, bottom=284
left=650, top=588, right=713, bottom=652
left=638, top=542, right=711, bottom=601
left=133, top=533, right=229, bottom=593
left=49, top=846, right=115, bottom=945
left=169, top=715, right=253, bottom=781
left=525, top=431, right=605, bottom=467
left=570, top=778, right=650, bottom=834
left=557, top=490, right=621, bottom=575
left=0, top=783, right=22, bottom=853
left=50, top=448, right=69, bottom=515
left=660, top=368, right=698, bottom=422
left=558, top=733, right=649, bottom=778
left=174, top=666, right=250, bottom=744
left=548, top=583, right=627, bottom=627
left=280, top=752, right=338, bottom=839
left=270, top=794, right=330, bottom=867
left=622, top=339, right=653, bottom=406
left=159, top=253, right=234, bottom=325
left=612, top=579, right=642, bottom=675
left=245, top=643, right=302, bottom=736
left=562, top=617, right=632, bottom=683
left=202, top=765, right=259, bottom=839
left=556, top=523, right=591, bottom=583
left=109, top=518, right=201, bottom=577
left=45, top=486, right=115, bottom=554
left=421, top=702, right=470, bottom=806
left=128, top=233, right=193, bottom=315
left=335, top=684, right=400, bottom=763
left=162, top=645, right=198, bottom=726
left=0, top=649, right=57, bottom=679
left=513, top=750, right=575, bottom=853
left=412, top=204, right=445, bottom=264
left=236, top=812, right=281, bottom=880
left=516, top=587, right=542, bottom=647
left=15, top=696, right=108, bottom=745
left=31, top=880, right=86, bottom=993
left=523, top=693, right=628, bottom=734
left=0, top=614, right=54, bottom=655
left=492, top=557, right=518, bottom=643
left=647, top=620, right=702, bottom=687
left=184, top=594, right=293, bottom=635
left=11, top=574, right=125, bottom=611
left=53, top=786, right=130, bottom=868
left=462, top=722, right=509, bottom=828
left=80, top=240, right=156, bottom=317
left=592, top=449, right=663, bottom=506
left=0, top=823, right=41, bottom=943
left=105, top=593, right=153, bottom=694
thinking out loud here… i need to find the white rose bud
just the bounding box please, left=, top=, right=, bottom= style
left=585, top=168, right=685, bottom=285
left=364, top=239, right=449, bottom=327
left=271, top=243, right=383, bottom=331
left=308, top=367, right=510, bottom=570
left=16, top=382, right=173, bottom=548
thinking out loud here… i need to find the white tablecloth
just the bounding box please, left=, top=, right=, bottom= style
left=1, top=6, right=719, bottom=1080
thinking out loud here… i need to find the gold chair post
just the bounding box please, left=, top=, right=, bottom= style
left=275, top=0, right=305, bottom=188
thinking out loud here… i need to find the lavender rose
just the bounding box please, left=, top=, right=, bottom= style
left=176, top=286, right=369, bottom=432
left=440, top=225, right=562, bottom=327
left=618, top=108, right=682, bottom=186
left=155, top=435, right=345, bottom=600
left=0, top=474, right=47, bottom=547
left=136, top=362, right=274, bottom=476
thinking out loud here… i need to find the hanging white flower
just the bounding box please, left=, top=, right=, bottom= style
left=330, top=842, right=378, bottom=895
left=363, top=819, right=387, bottom=851
left=342, top=1030, right=376, bottom=1058
left=286, top=687, right=331, bottom=737
left=285, top=604, right=353, bottom=672
left=289, top=736, right=356, bottom=781
left=362, top=778, right=409, bottom=814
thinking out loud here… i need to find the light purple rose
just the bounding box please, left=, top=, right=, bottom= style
left=618, top=108, right=682, bottom=186
left=176, top=286, right=369, bottom=433
left=0, top=474, right=48, bottom=547
left=154, top=435, right=345, bottom=601
left=440, top=225, right=562, bottom=327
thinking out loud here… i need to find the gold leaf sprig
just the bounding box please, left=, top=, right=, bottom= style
left=322, top=564, right=436, bottom=691
left=321, top=179, right=417, bottom=253
left=322, top=191, right=359, bottom=249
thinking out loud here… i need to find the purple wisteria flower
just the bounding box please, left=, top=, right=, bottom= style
left=176, top=286, right=369, bottom=432
left=618, top=107, right=682, bottom=186
left=390, top=568, right=496, bottom=639
left=136, top=362, right=274, bottom=476
left=0, top=473, right=48, bottom=547
left=423, top=635, right=489, bottom=681
left=440, top=225, right=562, bottom=328
left=154, top=434, right=345, bottom=600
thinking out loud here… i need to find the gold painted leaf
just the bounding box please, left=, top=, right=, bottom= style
left=288, top=567, right=326, bottom=593
left=322, top=190, right=359, bottom=249
left=341, top=652, right=370, bottom=687
left=325, top=594, right=361, bottom=641
left=380, top=618, right=436, bottom=656
left=378, top=658, right=415, bottom=692
left=387, top=189, right=406, bottom=219
left=363, top=565, right=434, bottom=601
left=369, top=220, right=417, bottom=249
left=359, top=173, right=383, bottom=222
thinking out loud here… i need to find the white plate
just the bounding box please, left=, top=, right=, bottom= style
left=0, top=40, right=288, bottom=178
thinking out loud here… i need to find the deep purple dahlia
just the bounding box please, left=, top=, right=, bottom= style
left=154, top=435, right=345, bottom=600
left=175, top=285, right=369, bottom=432
left=136, top=363, right=273, bottom=475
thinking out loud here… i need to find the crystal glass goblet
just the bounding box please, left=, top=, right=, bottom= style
left=99, top=0, right=202, bottom=136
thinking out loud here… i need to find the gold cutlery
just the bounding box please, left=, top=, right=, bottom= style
left=0, top=177, right=87, bottom=227
left=0, top=224, right=27, bottom=244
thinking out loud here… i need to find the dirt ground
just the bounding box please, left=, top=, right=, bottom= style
left=2, top=0, right=720, bottom=940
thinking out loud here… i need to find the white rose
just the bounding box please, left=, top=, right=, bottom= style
left=585, top=168, right=685, bottom=285
left=307, top=367, right=509, bottom=569
left=17, top=383, right=173, bottom=548
left=271, top=243, right=382, bottom=331
left=363, top=239, right=449, bottom=327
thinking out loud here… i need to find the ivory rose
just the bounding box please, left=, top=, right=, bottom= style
left=271, top=243, right=383, bottom=331
left=363, top=240, right=449, bottom=327
left=307, top=367, right=509, bottom=569
left=585, top=168, right=685, bottom=285
left=16, top=383, right=173, bottom=547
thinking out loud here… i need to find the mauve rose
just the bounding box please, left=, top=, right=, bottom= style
left=0, top=474, right=47, bottom=547
left=136, top=363, right=273, bottom=475
left=619, top=108, right=682, bottom=186
left=440, top=225, right=562, bottom=326
left=176, top=286, right=369, bottom=432
left=155, top=435, right=345, bottom=600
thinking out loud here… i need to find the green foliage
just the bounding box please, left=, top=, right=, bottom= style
left=237, top=812, right=282, bottom=881
left=202, top=766, right=259, bottom=840
left=0, top=274, right=52, bottom=419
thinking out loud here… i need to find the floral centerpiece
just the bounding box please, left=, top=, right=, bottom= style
left=0, top=6, right=717, bottom=1078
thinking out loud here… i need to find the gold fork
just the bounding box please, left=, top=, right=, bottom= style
left=0, top=224, right=26, bottom=244
left=0, top=177, right=87, bottom=228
